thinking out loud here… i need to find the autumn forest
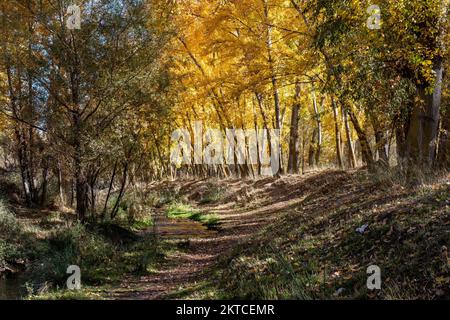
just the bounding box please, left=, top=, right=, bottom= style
left=0, top=0, right=449, bottom=301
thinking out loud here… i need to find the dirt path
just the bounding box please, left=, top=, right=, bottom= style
left=110, top=209, right=223, bottom=299
left=109, top=200, right=276, bottom=299
left=108, top=172, right=348, bottom=299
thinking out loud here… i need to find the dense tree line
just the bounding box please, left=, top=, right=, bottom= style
left=169, top=0, right=449, bottom=177
left=0, top=0, right=174, bottom=221
left=0, top=0, right=449, bottom=221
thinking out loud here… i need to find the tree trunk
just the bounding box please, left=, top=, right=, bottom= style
left=308, top=129, right=318, bottom=168
left=57, top=161, right=65, bottom=207
left=15, top=130, right=32, bottom=205
left=263, top=0, right=283, bottom=174
left=252, top=98, right=262, bottom=176
left=406, top=59, right=444, bottom=169
left=255, top=93, right=273, bottom=161
left=103, top=161, right=118, bottom=218
left=40, top=158, right=49, bottom=206
left=73, top=111, right=88, bottom=222
left=89, top=168, right=100, bottom=219
left=437, top=109, right=449, bottom=169
left=111, top=162, right=129, bottom=220
left=370, top=112, right=389, bottom=165
left=375, top=130, right=388, bottom=164
left=343, top=107, right=357, bottom=168
left=6, top=63, right=33, bottom=205
left=348, top=108, right=374, bottom=169
left=331, top=96, right=343, bottom=168
left=288, top=83, right=301, bottom=174
left=310, top=84, right=322, bottom=166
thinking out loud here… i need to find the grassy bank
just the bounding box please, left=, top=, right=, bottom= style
left=158, top=171, right=449, bottom=300
left=0, top=200, right=38, bottom=276
left=2, top=171, right=449, bottom=300
left=167, top=203, right=220, bottom=230
left=211, top=172, right=450, bottom=299
left=0, top=196, right=165, bottom=299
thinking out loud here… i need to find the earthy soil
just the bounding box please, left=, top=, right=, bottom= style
left=108, top=170, right=362, bottom=299
left=62, top=169, right=450, bottom=299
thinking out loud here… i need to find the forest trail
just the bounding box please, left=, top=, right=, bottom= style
left=111, top=210, right=218, bottom=299
left=105, top=170, right=449, bottom=300
left=1, top=169, right=448, bottom=300
left=110, top=205, right=270, bottom=300
left=108, top=171, right=333, bottom=299
left=112, top=202, right=270, bottom=300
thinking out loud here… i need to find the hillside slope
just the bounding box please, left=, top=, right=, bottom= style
left=167, top=170, right=449, bottom=299
left=2, top=169, right=449, bottom=300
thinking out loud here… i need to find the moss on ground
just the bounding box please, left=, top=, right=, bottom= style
left=167, top=203, right=220, bottom=230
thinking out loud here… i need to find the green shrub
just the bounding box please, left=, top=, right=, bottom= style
left=154, top=188, right=184, bottom=207
left=29, top=223, right=115, bottom=289
left=0, top=200, right=26, bottom=268
left=0, top=200, right=22, bottom=239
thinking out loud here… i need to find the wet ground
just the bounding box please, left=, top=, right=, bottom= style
left=107, top=191, right=277, bottom=300
left=0, top=273, right=27, bottom=300
left=110, top=211, right=219, bottom=299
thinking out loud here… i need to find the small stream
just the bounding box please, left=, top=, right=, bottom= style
left=152, top=213, right=216, bottom=240
left=0, top=273, right=28, bottom=300
left=0, top=211, right=215, bottom=300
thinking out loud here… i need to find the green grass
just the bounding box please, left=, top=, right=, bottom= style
left=130, top=216, right=153, bottom=231
left=208, top=175, right=450, bottom=300
left=0, top=191, right=167, bottom=299
left=27, top=287, right=108, bottom=300
left=167, top=203, right=220, bottom=229
left=6, top=171, right=449, bottom=300
left=0, top=199, right=41, bottom=271
left=26, top=226, right=165, bottom=299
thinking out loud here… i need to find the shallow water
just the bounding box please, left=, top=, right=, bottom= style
left=0, top=213, right=214, bottom=300
left=153, top=213, right=216, bottom=240
left=0, top=274, right=27, bottom=300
